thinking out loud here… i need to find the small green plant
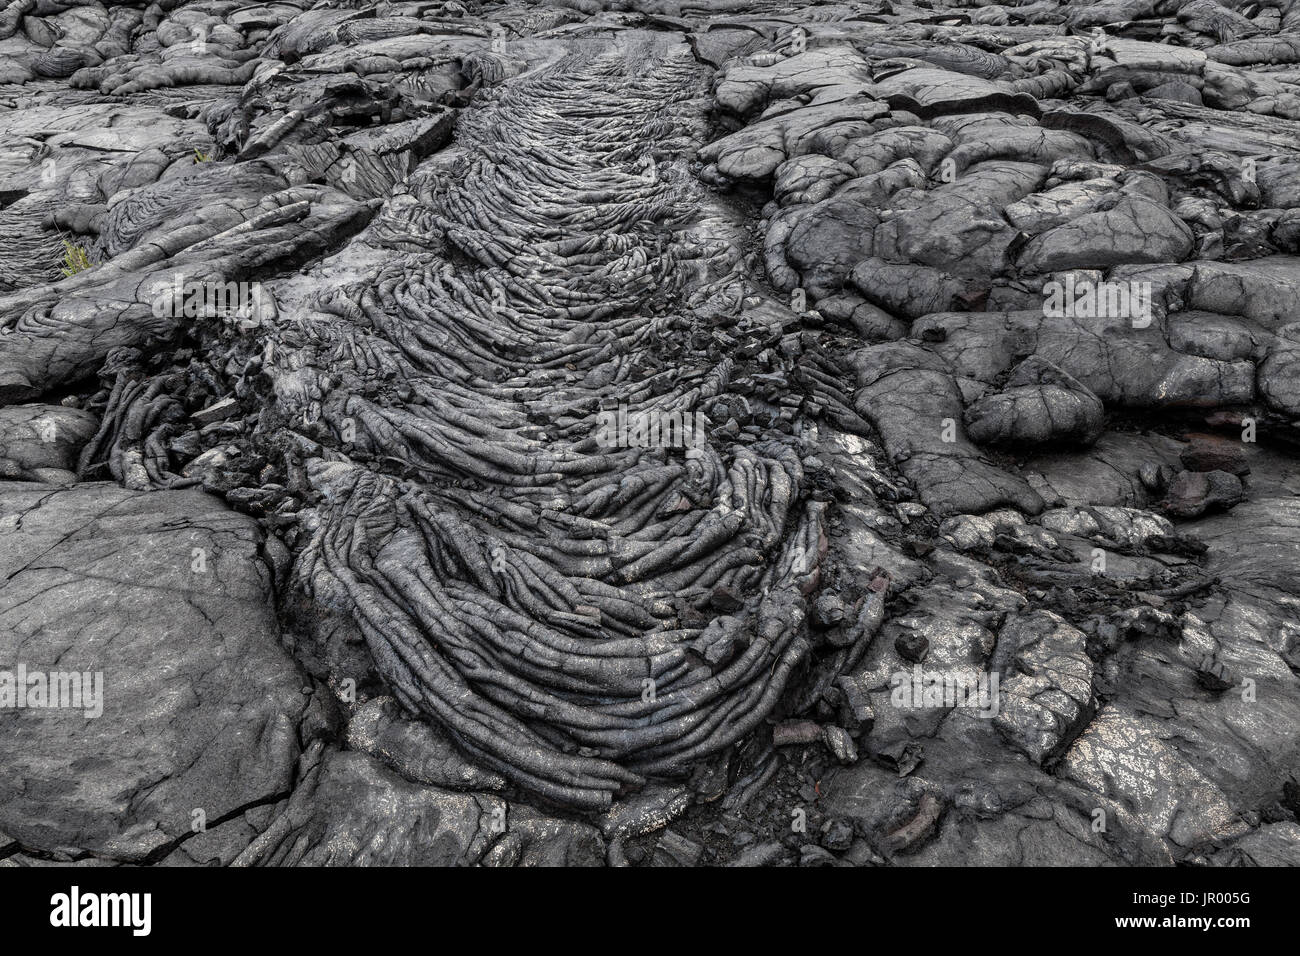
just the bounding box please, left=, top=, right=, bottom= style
left=59, top=239, right=92, bottom=277
left=193, top=148, right=212, bottom=163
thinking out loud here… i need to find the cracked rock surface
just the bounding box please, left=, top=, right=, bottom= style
left=0, top=481, right=306, bottom=863
left=2, top=0, right=1300, bottom=867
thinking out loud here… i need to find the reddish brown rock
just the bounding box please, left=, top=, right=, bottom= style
left=1180, top=433, right=1250, bottom=476
left=1164, top=469, right=1244, bottom=518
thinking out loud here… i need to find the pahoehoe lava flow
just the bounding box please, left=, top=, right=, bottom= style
left=1, top=0, right=1299, bottom=869
left=289, top=37, right=821, bottom=810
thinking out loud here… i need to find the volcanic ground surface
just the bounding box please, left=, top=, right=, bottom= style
left=2, top=0, right=1300, bottom=867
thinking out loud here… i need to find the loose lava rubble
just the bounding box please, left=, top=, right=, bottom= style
left=0, top=0, right=1299, bottom=868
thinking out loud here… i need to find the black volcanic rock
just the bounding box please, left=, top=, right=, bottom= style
left=1, top=0, right=1298, bottom=870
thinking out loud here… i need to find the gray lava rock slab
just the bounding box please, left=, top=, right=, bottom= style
left=232, top=746, right=501, bottom=867
left=0, top=482, right=307, bottom=862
